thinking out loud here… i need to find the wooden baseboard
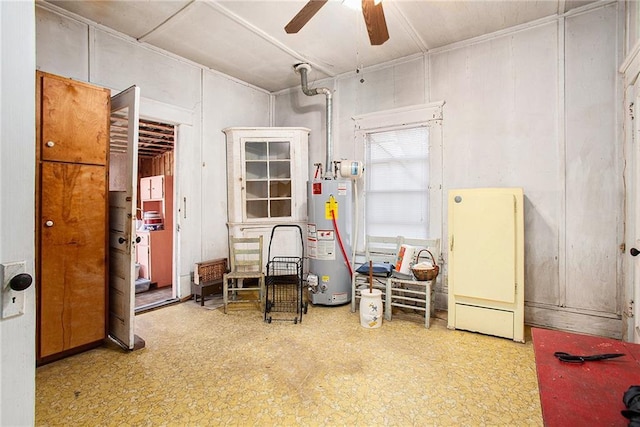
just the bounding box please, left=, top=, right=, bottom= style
left=525, top=305, right=622, bottom=339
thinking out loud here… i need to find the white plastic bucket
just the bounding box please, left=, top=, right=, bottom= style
left=359, top=289, right=383, bottom=328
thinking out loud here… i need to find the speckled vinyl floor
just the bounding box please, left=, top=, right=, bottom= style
left=36, top=301, right=543, bottom=426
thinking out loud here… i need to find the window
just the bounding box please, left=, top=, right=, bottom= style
left=366, top=126, right=429, bottom=238
left=353, top=102, right=443, bottom=248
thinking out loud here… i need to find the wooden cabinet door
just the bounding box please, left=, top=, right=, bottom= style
left=40, top=73, right=110, bottom=165
left=140, top=175, right=164, bottom=201
left=136, top=232, right=151, bottom=279
left=140, top=177, right=152, bottom=201
left=149, top=175, right=164, bottom=200
left=149, top=230, right=173, bottom=287
left=39, top=162, right=107, bottom=358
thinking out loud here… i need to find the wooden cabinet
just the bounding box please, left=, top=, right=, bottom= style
left=136, top=231, right=150, bottom=278
left=137, top=175, right=173, bottom=287
left=36, top=71, right=110, bottom=363
left=140, top=175, right=165, bottom=201
left=40, top=74, right=108, bottom=165
left=136, top=229, right=172, bottom=288
left=223, top=127, right=309, bottom=260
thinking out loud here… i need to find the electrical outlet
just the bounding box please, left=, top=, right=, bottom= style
left=2, top=261, right=26, bottom=319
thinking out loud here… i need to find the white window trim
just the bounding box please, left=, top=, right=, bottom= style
left=352, top=102, right=444, bottom=253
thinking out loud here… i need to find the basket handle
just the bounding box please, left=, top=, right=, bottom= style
left=415, top=249, right=437, bottom=267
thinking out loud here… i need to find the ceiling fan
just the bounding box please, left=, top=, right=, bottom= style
left=285, top=0, right=390, bottom=46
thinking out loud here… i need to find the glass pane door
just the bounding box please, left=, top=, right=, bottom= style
left=244, top=140, right=292, bottom=219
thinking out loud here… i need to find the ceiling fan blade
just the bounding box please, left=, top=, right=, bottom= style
left=362, top=0, right=389, bottom=46
left=285, top=0, right=328, bottom=34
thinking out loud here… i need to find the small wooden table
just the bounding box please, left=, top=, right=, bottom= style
left=532, top=327, right=640, bottom=426
left=192, top=258, right=227, bottom=306
left=192, top=278, right=223, bottom=306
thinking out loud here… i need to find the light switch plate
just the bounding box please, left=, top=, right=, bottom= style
left=2, top=261, right=27, bottom=319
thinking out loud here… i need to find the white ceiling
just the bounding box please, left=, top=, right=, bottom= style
left=44, top=0, right=596, bottom=92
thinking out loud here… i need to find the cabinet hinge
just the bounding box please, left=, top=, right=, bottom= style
left=630, top=102, right=635, bottom=121
left=625, top=300, right=634, bottom=318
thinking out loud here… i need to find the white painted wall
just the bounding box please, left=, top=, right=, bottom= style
left=274, top=3, right=624, bottom=338
left=0, top=2, right=36, bottom=425
left=201, top=72, right=271, bottom=259
left=35, top=4, right=271, bottom=297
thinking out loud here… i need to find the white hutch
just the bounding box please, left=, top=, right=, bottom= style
left=223, top=127, right=310, bottom=261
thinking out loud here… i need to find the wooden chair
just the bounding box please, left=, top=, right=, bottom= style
left=387, top=237, right=440, bottom=328
left=351, top=235, right=402, bottom=313
left=351, top=235, right=441, bottom=328
left=223, top=236, right=265, bottom=314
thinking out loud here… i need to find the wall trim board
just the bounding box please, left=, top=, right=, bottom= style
left=526, top=306, right=623, bottom=340
left=527, top=301, right=622, bottom=320
left=352, top=101, right=444, bottom=130
left=386, top=1, right=429, bottom=52
left=138, top=97, right=194, bottom=126
left=428, top=0, right=616, bottom=56
left=615, top=0, right=627, bottom=319
left=136, top=1, right=197, bottom=43
left=275, top=2, right=618, bottom=96
left=35, top=1, right=271, bottom=96
left=272, top=53, right=426, bottom=97
left=557, top=16, right=567, bottom=310
left=201, top=0, right=335, bottom=79
left=620, top=39, right=640, bottom=86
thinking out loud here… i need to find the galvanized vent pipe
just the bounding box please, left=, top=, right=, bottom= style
left=293, top=63, right=333, bottom=180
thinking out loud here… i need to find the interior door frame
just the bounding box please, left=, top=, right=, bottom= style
left=631, top=77, right=640, bottom=343
left=137, top=97, right=194, bottom=300
left=109, top=85, right=140, bottom=350
left=621, top=41, right=640, bottom=343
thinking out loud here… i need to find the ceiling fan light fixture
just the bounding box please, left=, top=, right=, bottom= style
left=362, top=0, right=389, bottom=45
left=342, top=0, right=382, bottom=11
left=285, top=0, right=388, bottom=46
left=342, top=0, right=361, bottom=11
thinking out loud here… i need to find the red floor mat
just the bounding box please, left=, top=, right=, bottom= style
left=532, top=327, right=640, bottom=426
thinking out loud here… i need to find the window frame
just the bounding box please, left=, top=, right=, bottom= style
left=352, top=102, right=444, bottom=253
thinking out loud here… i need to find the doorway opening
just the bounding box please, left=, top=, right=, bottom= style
left=110, top=116, right=177, bottom=313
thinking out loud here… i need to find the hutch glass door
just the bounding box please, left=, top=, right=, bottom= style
left=244, top=139, right=291, bottom=219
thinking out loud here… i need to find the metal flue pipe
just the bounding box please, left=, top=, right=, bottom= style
left=293, top=63, right=333, bottom=179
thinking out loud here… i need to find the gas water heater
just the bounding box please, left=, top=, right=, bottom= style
left=291, top=62, right=362, bottom=305
left=307, top=179, right=353, bottom=305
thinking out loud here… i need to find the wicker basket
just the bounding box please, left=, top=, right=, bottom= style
left=194, top=258, right=227, bottom=284
left=411, top=249, right=439, bottom=281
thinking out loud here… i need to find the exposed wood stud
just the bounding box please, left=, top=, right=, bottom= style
left=109, top=116, right=175, bottom=158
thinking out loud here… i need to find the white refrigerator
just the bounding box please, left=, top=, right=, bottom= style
left=447, top=188, right=525, bottom=342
